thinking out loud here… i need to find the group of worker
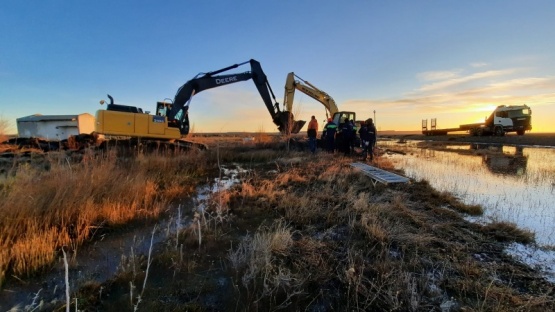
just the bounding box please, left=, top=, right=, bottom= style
left=306, top=116, right=377, bottom=161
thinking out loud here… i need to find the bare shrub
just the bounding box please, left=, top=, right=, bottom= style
left=359, top=212, right=389, bottom=243
left=228, top=221, right=304, bottom=309
left=273, top=168, right=307, bottom=185
left=280, top=193, right=321, bottom=224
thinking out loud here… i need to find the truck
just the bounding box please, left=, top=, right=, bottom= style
left=422, top=104, right=532, bottom=136
left=94, top=59, right=304, bottom=149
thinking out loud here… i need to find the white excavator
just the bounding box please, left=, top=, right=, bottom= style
left=283, top=72, right=357, bottom=127
left=283, top=72, right=364, bottom=149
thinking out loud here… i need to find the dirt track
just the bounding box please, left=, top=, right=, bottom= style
left=381, top=132, right=555, bottom=147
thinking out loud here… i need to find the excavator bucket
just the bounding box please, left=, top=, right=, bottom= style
left=291, top=120, right=306, bottom=134
left=275, top=111, right=306, bottom=134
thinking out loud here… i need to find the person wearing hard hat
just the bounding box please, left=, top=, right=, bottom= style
left=323, top=117, right=337, bottom=153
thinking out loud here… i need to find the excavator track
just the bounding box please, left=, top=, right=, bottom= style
left=96, top=137, right=207, bottom=153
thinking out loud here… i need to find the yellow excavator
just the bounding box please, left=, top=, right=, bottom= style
left=93, top=59, right=304, bottom=149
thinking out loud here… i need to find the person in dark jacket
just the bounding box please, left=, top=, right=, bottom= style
left=350, top=119, right=358, bottom=153
left=339, top=118, right=353, bottom=155
left=366, top=118, right=377, bottom=160
left=307, top=115, right=319, bottom=154
left=323, top=118, right=337, bottom=153
left=358, top=121, right=371, bottom=160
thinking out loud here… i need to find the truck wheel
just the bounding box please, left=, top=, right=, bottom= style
left=494, top=126, right=505, bottom=136
left=517, top=130, right=525, bottom=136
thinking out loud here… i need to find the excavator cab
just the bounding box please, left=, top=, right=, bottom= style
left=333, top=112, right=356, bottom=128
left=155, top=101, right=172, bottom=117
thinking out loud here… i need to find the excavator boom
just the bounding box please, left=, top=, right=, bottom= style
left=168, top=59, right=302, bottom=135
left=284, top=72, right=339, bottom=119
left=95, top=59, right=303, bottom=146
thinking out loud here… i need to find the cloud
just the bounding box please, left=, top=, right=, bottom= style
left=487, top=77, right=555, bottom=91
left=417, top=69, right=517, bottom=92
left=470, top=62, right=488, bottom=68
left=185, top=65, right=555, bottom=132
left=328, top=63, right=555, bottom=131
left=343, top=75, right=555, bottom=116
left=417, top=70, right=461, bottom=81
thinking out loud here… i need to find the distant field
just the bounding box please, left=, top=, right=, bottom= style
left=380, top=132, right=555, bottom=147
left=5, top=131, right=553, bottom=148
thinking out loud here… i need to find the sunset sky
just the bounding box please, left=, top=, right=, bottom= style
left=1, top=1, right=554, bottom=133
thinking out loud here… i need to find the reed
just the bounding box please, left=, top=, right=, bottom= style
left=17, top=141, right=554, bottom=311
left=0, top=147, right=210, bottom=286
left=223, top=154, right=551, bottom=310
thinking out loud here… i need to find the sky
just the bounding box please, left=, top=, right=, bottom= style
left=1, top=0, right=555, bottom=134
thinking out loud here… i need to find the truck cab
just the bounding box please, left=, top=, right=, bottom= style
left=488, top=105, right=532, bottom=135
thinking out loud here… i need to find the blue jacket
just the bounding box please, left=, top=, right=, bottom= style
left=367, top=123, right=377, bottom=142
left=359, top=125, right=371, bottom=141
left=340, top=122, right=353, bottom=138
left=324, top=122, right=337, bottom=138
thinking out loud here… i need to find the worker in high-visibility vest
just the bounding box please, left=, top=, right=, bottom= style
left=322, top=118, right=337, bottom=153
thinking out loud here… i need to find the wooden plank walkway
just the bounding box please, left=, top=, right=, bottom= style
left=350, top=162, right=410, bottom=186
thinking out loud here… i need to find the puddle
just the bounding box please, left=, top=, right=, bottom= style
left=382, top=140, right=555, bottom=282
left=0, top=165, right=246, bottom=311
left=504, top=243, right=555, bottom=283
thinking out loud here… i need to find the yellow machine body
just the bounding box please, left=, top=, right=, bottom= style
left=95, top=109, right=181, bottom=140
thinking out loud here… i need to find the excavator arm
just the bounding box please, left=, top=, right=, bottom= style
left=283, top=72, right=339, bottom=120
left=167, top=59, right=303, bottom=135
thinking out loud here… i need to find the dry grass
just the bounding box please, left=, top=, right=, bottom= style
left=0, top=147, right=212, bottom=286
left=482, top=221, right=535, bottom=244
left=221, top=153, right=552, bottom=311
left=27, top=141, right=554, bottom=311
left=228, top=221, right=306, bottom=309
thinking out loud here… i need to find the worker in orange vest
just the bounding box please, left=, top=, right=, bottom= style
left=307, top=115, right=319, bottom=154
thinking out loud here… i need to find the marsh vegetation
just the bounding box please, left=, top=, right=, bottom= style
left=0, top=136, right=553, bottom=311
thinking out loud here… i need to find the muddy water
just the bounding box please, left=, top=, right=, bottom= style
left=0, top=166, right=245, bottom=311
left=381, top=140, right=555, bottom=281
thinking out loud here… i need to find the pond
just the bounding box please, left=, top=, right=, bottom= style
left=381, top=139, right=555, bottom=281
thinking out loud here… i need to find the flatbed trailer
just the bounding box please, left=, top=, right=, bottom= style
left=421, top=118, right=469, bottom=136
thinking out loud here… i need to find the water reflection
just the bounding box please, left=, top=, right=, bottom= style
left=381, top=140, right=555, bottom=247
left=475, top=145, right=528, bottom=176
left=413, top=142, right=530, bottom=177
left=385, top=140, right=555, bottom=281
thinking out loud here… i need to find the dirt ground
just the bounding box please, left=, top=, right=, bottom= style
left=380, top=132, right=555, bottom=147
